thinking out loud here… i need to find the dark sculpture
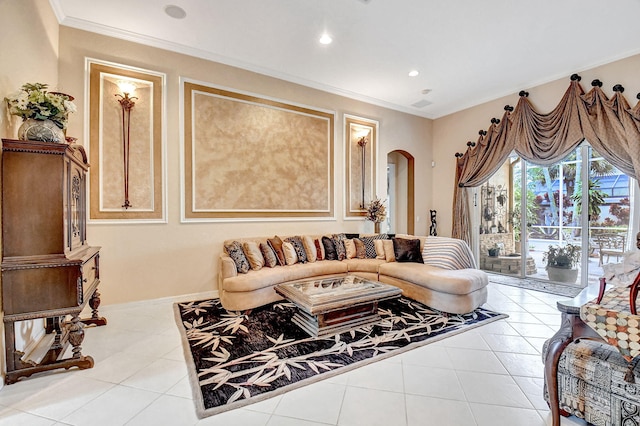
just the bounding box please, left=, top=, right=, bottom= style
left=429, top=210, right=437, bottom=236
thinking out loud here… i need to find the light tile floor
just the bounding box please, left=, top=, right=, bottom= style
left=0, top=283, right=589, bottom=426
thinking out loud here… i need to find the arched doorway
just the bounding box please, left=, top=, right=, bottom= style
left=387, top=150, right=415, bottom=234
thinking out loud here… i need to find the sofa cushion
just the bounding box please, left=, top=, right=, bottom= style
left=374, top=239, right=386, bottom=260
left=282, top=241, right=298, bottom=265
left=344, top=239, right=357, bottom=259
left=354, top=238, right=367, bottom=259
left=260, top=242, right=278, bottom=268
left=267, top=236, right=286, bottom=266
left=379, top=262, right=487, bottom=295
left=314, top=238, right=324, bottom=260
left=393, top=238, right=424, bottom=263
left=302, top=236, right=317, bottom=263
left=285, top=236, right=307, bottom=263
left=224, top=241, right=250, bottom=273
left=360, top=234, right=388, bottom=258
left=222, top=260, right=348, bottom=292
left=423, top=236, right=476, bottom=269
left=322, top=236, right=337, bottom=260
left=382, top=239, right=395, bottom=262
left=346, top=258, right=386, bottom=273
left=242, top=241, right=264, bottom=271
left=332, top=234, right=347, bottom=261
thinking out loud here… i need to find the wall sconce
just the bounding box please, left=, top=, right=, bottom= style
left=115, top=81, right=138, bottom=209
left=357, top=133, right=369, bottom=209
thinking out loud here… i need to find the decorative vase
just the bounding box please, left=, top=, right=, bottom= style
left=18, top=118, right=65, bottom=143
left=374, top=222, right=381, bottom=233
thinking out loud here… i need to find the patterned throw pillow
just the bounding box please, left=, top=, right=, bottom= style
left=224, top=240, right=250, bottom=273
left=322, top=236, right=337, bottom=260
left=393, top=238, right=424, bottom=263
left=331, top=234, right=347, bottom=261
left=359, top=235, right=386, bottom=259
left=314, top=239, right=325, bottom=260
left=267, top=236, right=286, bottom=266
left=242, top=241, right=264, bottom=271
left=260, top=242, right=278, bottom=268
left=285, top=236, right=307, bottom=263
left=302, top=235, right=317, bottom=262
left=354, top=238, right=367, bottom=259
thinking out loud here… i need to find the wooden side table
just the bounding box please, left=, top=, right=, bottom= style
left=543, top=284, right=604, bottom=426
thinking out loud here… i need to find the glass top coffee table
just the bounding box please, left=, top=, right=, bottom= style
left=275, top=275, right=402, bottom=337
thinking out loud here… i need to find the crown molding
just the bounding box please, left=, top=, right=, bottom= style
left=56, top=15, right=435, bottom=120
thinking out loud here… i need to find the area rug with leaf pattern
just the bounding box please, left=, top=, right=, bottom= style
left=174, top=296, right=507, bottom=419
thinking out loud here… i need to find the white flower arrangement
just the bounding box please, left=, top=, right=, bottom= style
left=5, top=83, right=76, bottom=130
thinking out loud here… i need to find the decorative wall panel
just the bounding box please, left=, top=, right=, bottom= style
left=182, top=80, right=334, bottom=221
left=87, top=59, right=166, bottom=222
left=345, top=115, right=378, bottom=218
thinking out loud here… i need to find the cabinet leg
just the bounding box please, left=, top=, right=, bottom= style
left=82, top=289, right=107, bottom=327
left=68, top=315, right=85, bottom=359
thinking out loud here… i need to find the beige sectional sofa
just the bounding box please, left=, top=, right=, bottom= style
left=218, top=234, right=488, bottom=314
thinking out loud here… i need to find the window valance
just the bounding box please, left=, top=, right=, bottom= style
left=452, top=75, right=640, bottom=243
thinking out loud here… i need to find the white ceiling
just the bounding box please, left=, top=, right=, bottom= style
left=51, top=0, right=640, bottom=119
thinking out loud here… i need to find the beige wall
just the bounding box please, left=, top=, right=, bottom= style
left=0, top=0, right=59, bottom=137
left=57, top=27, right=432, bottom=304
left=0, top=0, right=60, bottom=374
left=432, top=54, right=640, bottom=238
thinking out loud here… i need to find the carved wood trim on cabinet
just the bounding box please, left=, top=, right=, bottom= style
left=1, top=139, right=106, bottom=384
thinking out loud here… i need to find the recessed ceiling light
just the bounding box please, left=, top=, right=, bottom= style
left=408, top=70, right=419, bottom=77
left=319, top=33, right=333, bottom=45
left=164, top=5, right=187, bottom=19
left=421, top=89, right=432, bottom=95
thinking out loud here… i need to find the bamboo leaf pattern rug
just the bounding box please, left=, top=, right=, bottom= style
left=174, top=296, right=507, bottom=419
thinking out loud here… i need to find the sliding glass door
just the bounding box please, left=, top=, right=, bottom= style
left=477, top=144, right=631, bottom=288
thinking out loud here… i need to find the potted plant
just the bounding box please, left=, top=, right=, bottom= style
left=4, top=82, right=76, bottom=143
left=543, top=244, right=581, bottom=284
left=487, top=243, right=500, bottom=257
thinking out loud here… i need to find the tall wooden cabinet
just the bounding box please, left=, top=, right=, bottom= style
left=1, top=139, right=106, bottom=384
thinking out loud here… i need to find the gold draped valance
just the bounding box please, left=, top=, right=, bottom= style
left=452, top=76, right=640, bottom=243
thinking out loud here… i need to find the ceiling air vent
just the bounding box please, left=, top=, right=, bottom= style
left=411, top=99, right=432, bottom=108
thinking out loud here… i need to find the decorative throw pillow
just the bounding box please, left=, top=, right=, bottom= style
left=382, top=239, right=396, bottom=262
left=331, top=234, right=347, bottom=261
left=302, top=236, right=317, bottom=262
left=343, top=239, right=357, bottom=259
left=282, top=241, right=298, bottom=265
left=224, top=240, right=250, bottom=273
left=374, top=239, right=386, bottom=260
left=267, top=236, right=286, bottom=266
left=393, top=238, right=424, bottom=263
left=315, top=238, right=325, bottom=261
left=322, top=236, right=337, bottom=260
left=260, top=242, right=278, bottom=268
left=285, top=236, right=307, bottom=263
left=422, top=236, right=476, bottom=270
left=242, top=241, right=264, bottom=271
left=354, top=238, right=367, bottom=259
left=358, top=237, right=376, bottom=259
